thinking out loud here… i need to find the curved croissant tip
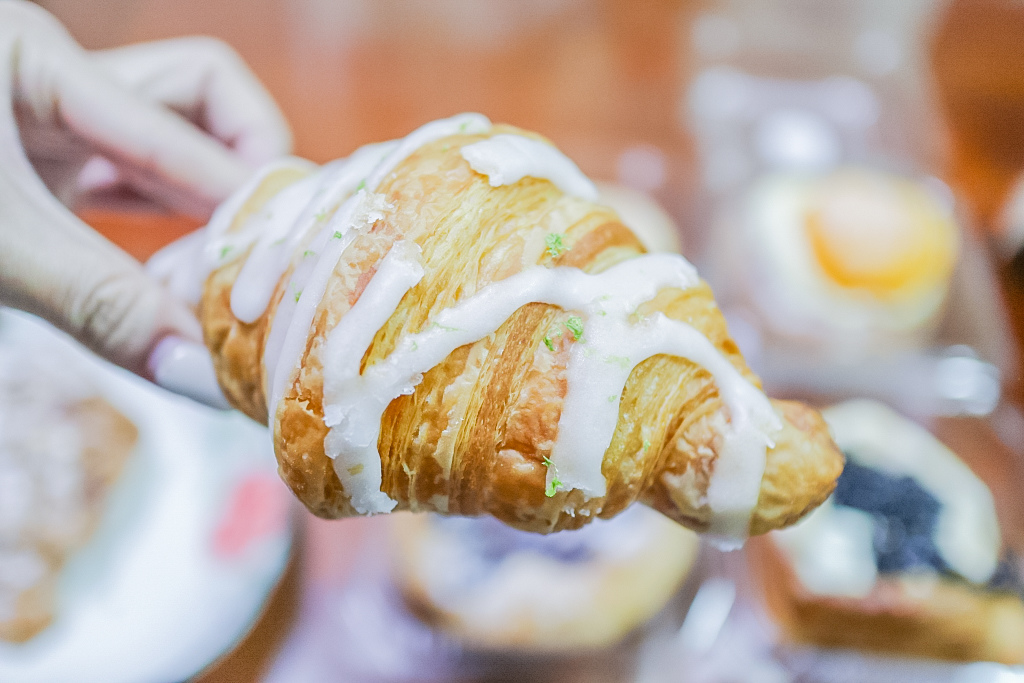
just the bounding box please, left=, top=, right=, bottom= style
left=748, top=399, right=845, bottom=537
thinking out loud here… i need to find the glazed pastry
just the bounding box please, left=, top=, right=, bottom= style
left=753, top=399, right=1024, bottom=664
left=188, top=113, right=841, bottom=539
left=735, top=167, right=960, bottom=353
left=391, top=505, right=698, bottom=651
left=0, top=337, right=137, bottom=642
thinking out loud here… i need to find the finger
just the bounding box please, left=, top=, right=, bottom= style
left=91, top=37, right=292, bottom=166
left=148, top=336, right=231, bottom=409
left=0, top=189, right=203, bottom=377
left=5, top=11, right=253, bottom=211
left=77, top=155, right=121, bottom=194
left=0, top=6, right=220, bottom=404
left=56, top=64, right=252, bottom=212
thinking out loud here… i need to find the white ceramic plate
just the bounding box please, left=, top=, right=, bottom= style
left=0, top=311, right=293, bottom=683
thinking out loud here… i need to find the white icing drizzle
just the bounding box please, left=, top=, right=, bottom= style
left=561, top=313, right=779, bottom=539
left=203, top=157, right=318, bottom=272
left=262, top=143, right=398, bottom=405
left=322, top=241, right=425, bottom=514
left=229, top=171, right=326, bottom=323
left=319, top=250, right=779, bottom=535
left=265, top=114, right=491, bottom=412
left=460, top=134, right=600, bottom=201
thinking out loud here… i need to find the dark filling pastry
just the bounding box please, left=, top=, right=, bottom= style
left=834, top=457, right=1024, bottom=596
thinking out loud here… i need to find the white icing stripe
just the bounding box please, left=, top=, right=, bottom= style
left=322, top=241, right=425, bottom=514
left=264, top=114, right=492, bottom=415
left=320, top=254, right=695, bottom=516
left=366, top=114, right=491, bottom=190
left=230, top=147, right=396, bottom=326
left=263, top=143, right=398, bottom=404
left=266, top=190, right=388, bottom=411
left=204, top=157, right=318, bottom=270
left=556, top=310, right=778, bottom=505
left=460, top=134, right=599, bottom=201
left=204, top=115, right=490, bottom=410
left=230, top=171, right=326, bottom=323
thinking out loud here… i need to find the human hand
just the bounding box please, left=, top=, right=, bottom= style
left=0, top=0, right=290, bottom=406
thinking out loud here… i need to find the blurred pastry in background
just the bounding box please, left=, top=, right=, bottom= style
left=740, top=167, right=961, bottom=356
left=595, top=182, right=682, bottom=254
left=391, top=504, right=698, bottom=652
left=752, top=399, right=1024, bottom=664
left=0, top=341, right=137, bottom=642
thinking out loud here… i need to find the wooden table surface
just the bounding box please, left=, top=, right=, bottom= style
left=27, top=0, right=1024, bottom=679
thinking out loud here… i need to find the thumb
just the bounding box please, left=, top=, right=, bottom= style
left=0, top=203, right=229, bottom=409
left=0, top=199, right=199, bottom=377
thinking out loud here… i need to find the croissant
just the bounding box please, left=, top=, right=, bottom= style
left=194, top=114, right=842, bottom=540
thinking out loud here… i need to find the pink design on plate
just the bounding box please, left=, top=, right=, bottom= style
left=213, top=471, right=290, bottom=559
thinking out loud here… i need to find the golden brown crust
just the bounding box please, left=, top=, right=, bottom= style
left=751, top=537, right=1024, bottom=664
left=200, top=125, right=843, bottom=535
left=1, top=397, right=137, bottom=643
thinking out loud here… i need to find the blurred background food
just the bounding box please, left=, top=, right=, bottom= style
left=0, top=335, right=137, bottom=643
left=391, top=507, right=698, bottom=653
left=6, top=0, right=1024, bottom=680
left=0, top=311, right=293, bottom=683
left=756, top=399, right=1024, bottom=665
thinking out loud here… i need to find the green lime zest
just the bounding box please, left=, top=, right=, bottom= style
left=303, top=249, right=315, bottom=258
left=333, top=230, right=344, bottom=239
left=563, top=316, right=584, bottom=341
left=218, top=245, right=233, bottom=259
left=545, top=233, right=569, bottom=258
left=294, top=290, right=302, bottom=302
left=356, top=179, right=366, bottom=191
left=542, top=456, right=563, bottom=497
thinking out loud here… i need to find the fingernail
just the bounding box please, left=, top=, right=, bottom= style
left=77, top=156, right=120, bottom=192
left=148, top=336, right=231, bottom=410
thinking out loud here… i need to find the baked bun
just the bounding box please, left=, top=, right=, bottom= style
left=391, top=504, right=698, bottom=651
left=731, top=167, right=960, bottom=353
